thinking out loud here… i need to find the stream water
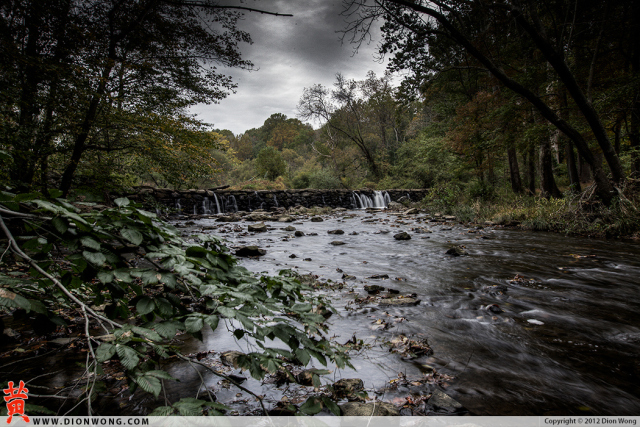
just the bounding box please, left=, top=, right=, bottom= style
left=173, top=210, right=640, bottom=416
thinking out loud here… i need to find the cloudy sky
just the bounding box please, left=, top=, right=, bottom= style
left=190, top=0, right=389, bottom=135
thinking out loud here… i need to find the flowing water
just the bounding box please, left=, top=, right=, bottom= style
left=178, top=210, right=640, bottom=416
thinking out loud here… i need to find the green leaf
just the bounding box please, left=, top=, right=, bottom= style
left=97, top=271, right=114, bottom=284
left=155, top=298, right=173, bottom=316
left=116, top=344, right=140, bottom=370
left=295, top=348, right=311, bottom=366
left=184, top=316, right=204, bottom=334
left=96, top=343, right=116, bottom=362
left=160, top=273, right=177, bottom=288
left=217, top=306, right=236, bottom=318
left=131, top=326, right=163, bottom=342
left=80, top=236, right=101, bottom=250
left=322, top=396, right=341, bottom=416
left=136, top=297, right=155, bottom=315
left=146, top=370, right=177, bottom=381
left=121, top=228, right=143, bottom=246
left=51, top=217, right=68, bottom=234
left=149, top=407, right=174, bottom=416
left=204, top=315, right=219, bottom=332
left=299, top=397, right=323, bottom=415
left=0, top=289, right=31, bottom=311
left=134, top=374, right=162, bottom=397
left=114, top=197, right=130, bottom=207
left=83, top=250, right=106, bottom=266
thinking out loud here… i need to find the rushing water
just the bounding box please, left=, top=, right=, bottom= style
left=179, top=210, right=640, bottom=416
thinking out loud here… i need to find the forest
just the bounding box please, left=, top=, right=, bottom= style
left=1, top=0, right=640, bottom=418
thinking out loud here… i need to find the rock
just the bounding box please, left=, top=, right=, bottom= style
left=339, top=402, right=399, bottom=416
left=367, top=274, right=389, bottom=280
left=405, top=208, right=420, bottom=215
left=278, top=216, right=294, bottom=223
left=235, top=246, right=266, bottom=257
left=220, top=351, right=245, bottom=368
left=289, top=254, right=297, bottom=259
left=428, top=389, right=464, bottom=412
left=342, top=274, right=356, bottom=280
left=310, top=216, right=324, bottom=222
left=295, top=370, right=316, bottom=386
left=387, top=201, right=403, bottom=210
left=378, top=297, right=420, bottom=306
left=328, top=229, right=345, bottom=235
left=330, top=241, right=346, bottom=246
left=445, top=246, right=467, bottom=256
left=247, top=222, right=268, bottom=232
left=283, top=225, right=296, bottom=231
left=364, top=284, right=385, bottom=294
left=444, top=215, right=457, bottom=221
left=393, top=232, right=411, bottom=240
left=216, top=215, right=239, bottom=222
left=334, top=378, right=364, bottom=399
left=349, top=231, right=359, bottom=235
left=246, top=213, right=269, bottom=221
left=294, top=230, right=305, bottom=237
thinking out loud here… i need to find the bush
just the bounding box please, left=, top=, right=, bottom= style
left=309, top=169, right=341, bottom=189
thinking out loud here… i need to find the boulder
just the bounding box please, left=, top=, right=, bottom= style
left=328, top=229, right=345, bottom=235
left=278, top=215, right=294, bottom=223
left=235, top=246, right=266, bottom=257
left=428, top=390, right=464, bottom=412
left=339, top=402, right=399, bottom=416
left=445, top=246, right=467, bottom=256
left=334, top=378, right=364, bottom=399
left=283, top=225, right=296, bottom=231
left=247, top=222, right=267, bottom=232
left=310, top=216, right=324, bottom=222
left=294, top=231, right=305, bottom=237
left=386, top=201, right=403, bottom=210
left=364, top=284, right=385, bottom=294
left=404, top=208, right=420, bottom=215
left=393, top=231, right=411, bottom=240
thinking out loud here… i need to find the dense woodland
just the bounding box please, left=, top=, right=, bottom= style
left=0, top=0, right=639, bottom=416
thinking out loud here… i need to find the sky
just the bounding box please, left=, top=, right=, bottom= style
left=190, top=0, right=389, bottom=135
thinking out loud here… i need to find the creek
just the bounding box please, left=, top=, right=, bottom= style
left=172, top=209, right=640, bottom=416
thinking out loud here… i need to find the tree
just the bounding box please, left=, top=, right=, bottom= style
left=255, top=146, right=286, bottom=181
left=343, top=0, right=629, bottom=203
left=0, top=0, right=291, bottom=194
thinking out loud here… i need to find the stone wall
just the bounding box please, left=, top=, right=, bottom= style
left=126, top=188, right=429, bottom=214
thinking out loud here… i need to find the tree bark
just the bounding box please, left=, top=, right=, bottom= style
left=507, top=147, right=523, bottom=194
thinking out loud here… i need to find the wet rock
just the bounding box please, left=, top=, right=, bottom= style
left=303, top=258, right=312, bottom=261
left=445, top=246, right=467, bottom=256
left=444, top=215, right=457, bottom=221
left=294, top=230, right=305, bottom=237
left=278, top=215, right=294, bottom=223
left=310, top=216, right=324, bottom=222
left=328, top=229, right=345, bottom=235
left=247, top=222, right=267, bottom=232
left=387, top=202, right=403, bottom=210
left=283, top=225, right=296, bottom=231
left=289, top=254, right=298, bottom=258
left=364, top=284, right=385, bottom=294
left=378, top=296, right=420, bottom=306
left=349, top=231, right=359, bottom=235
left=393, top=232, right=411, bottom=240
left=246, top=213, right=269, bottom=221
left=339, top=402, right=399, bottom=416
left=367, top=274, right=389, bottom=279
left=334, top=378, right=364, bottom=399
left=428, top=389, right=463, bottom=412
left=405, top=208, right=420, bottom=215
left=220, top=350, right=245, bottom=368
left=342, top=273, right=356, bottom=280
left=308, top=232, right=318, bottom=236
left=235, top=246, right=266, bottom=257
left=330, top=241, right=346, bottom=246
left=486, top=304, right=503, bottom=314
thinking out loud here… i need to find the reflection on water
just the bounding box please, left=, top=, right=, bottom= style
left=194, top=211, right=640, bottom=415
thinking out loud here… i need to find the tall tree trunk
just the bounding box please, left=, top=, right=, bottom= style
left=528, top=140, right=536, bottom=195
left=539, top=137, right=562, bottom=198
left=566, top=140, right=581, bottom=193
left=577, top=153, right=592, bottom=183
left=507, top=147, right=523, bottom=194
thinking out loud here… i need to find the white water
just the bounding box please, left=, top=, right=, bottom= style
left=352, top=190, right=390, bottom=209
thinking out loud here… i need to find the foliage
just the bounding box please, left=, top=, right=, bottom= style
left=255, top=146, right=287, bottom=181
left=0, top=192, right=350, bottom=413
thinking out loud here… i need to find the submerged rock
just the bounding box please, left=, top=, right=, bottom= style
left=340, top=402, right=399, bottom=416
left=378, top=296, right=420, bottom=306
left=330, top=241, right=346, bottom=246
left=364, top=284, right=385, bottom=294
left=328, top=229, right=345, bottom=235
left=445, top=246, right=467, bottom=256
left=235, top=246, right=266, bottom=257
left=393, top=231, right=411, bottom=240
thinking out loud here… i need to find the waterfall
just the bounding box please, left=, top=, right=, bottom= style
left=322, top=195, right=326, bottom=206
left=273, top=195, right=278, bottom=208
left=193, top=205, right=197, bottom=215
left=212, top=193, right=221, bottom=214
left=202, top=197, right=213, bottom=215
left=228, top=195, right=238, bottom=212
left=383, top=191, right=391, bottom=205
left=175, top=198, right=181, bottom=212
left=352, top=191, right=389, bottom=209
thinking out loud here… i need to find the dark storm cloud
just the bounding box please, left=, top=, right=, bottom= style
left=190, top=0, right=389, bottom=134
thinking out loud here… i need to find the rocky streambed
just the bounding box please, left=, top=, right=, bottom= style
left=165, top=205, right=640, bottom=416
